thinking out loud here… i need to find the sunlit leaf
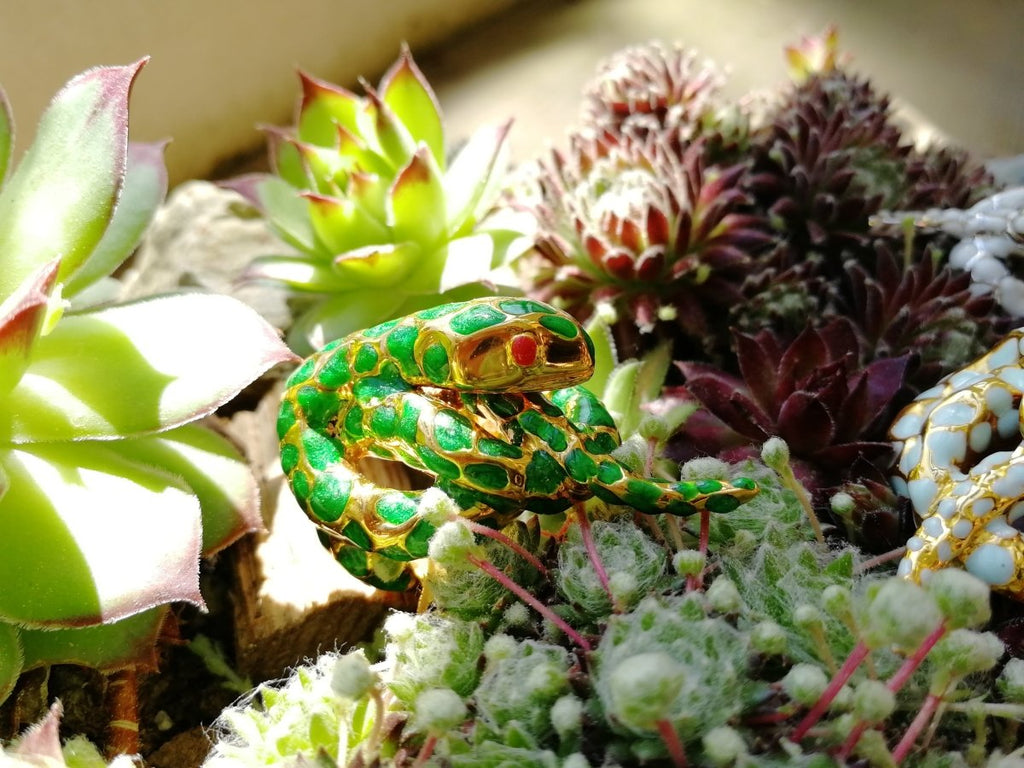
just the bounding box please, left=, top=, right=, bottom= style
left=0, top=444, right=203, bottom=626
left=388, top=148, right=445, bottom=246
left=306, top=192, right=390, bottom=255
left=380, top=47, right=445, bottom=168
left=245, top=255, right=352, bottom=292
left=111, top=424, right=262, bottom=555
left=290, top=290, right=407, bottom=352
left=0, top=61, right=144, bottom=302
left=332, top=242, right=421, bottom=287
left=0, top=621, right=22, bottom=704
left=0, top=258, right=58, bottom=397
left=297, top=71, right=362, bottom=147
left=445, top=121, right=511, bottom=235
left=19, top=607, right=168, bottom=673
left=2, top=293, right=295, bottom=443
left=65, top=141, right=169, bottom=297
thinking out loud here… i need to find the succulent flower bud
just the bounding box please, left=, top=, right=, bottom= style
left=330, top=651, right=376, bottom=700
left=427, top=519, right=483, bottom=568
left=410, top=688, right=467, bottom=733
left=672, top=549, right=706, bottom=577
left=851, top=679, right=895, bottom=724
left=925, top=569, right=992, bottom=629
left=781, top=663, right=829, bottom=706
left=860, top=578, right=942, bottom=650
left=705, top=577, right=743, bottom=614
left=702, top=725, right=748, bottom=767
left=551, top=694, right=584, bottom=740
left=996, top=658, right=1024, bottom=704
left=607, top=652, right=685, bottom=729
left=750, top=621, right=788, bottom=656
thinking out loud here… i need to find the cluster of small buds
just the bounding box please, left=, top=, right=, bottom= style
left=874, top=186, right=1024, bottom=315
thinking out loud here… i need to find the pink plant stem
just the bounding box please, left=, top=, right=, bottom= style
left=791, top=641, right=870, bottom=742
left=656, top=719, right=689, bottom=768
left=833, top=620, right=948, bottom=760
left=574, top=504, right=618, bottom=610
left=892, top=692, right=943, bottom=764
left=467, top=555, right=592, bottom=652
left=411, top=734, right=439, bottom=768
left=886, top=622, right=947, bottom=694
left=686, top=510, right=712, bottom=592
left=460, top=517, right=549, bottom=577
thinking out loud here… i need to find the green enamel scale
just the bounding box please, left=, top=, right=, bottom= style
left=278, top=296, right=758, bottom=590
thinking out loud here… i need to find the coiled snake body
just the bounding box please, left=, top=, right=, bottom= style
left=279, top=297, right=758, bottom=590
left=891, top=328, right=1024, bottom=598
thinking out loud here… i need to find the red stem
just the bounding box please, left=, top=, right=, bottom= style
left=892, top=692, right=943, bottom=764
left=791, top=641, right=870, bottom=742
left=887, top=622, right=947, bottom=694
left=656, top=718, right=689, bottom=768
left=574, top=504, right=619, bottom=611
left=467, top=555, right=591, bottom=651
left=461, top=517, right=549, bottom=577
left=411, top=733, right=439, bottom=768
left=686, top=510, right=711, bottom=592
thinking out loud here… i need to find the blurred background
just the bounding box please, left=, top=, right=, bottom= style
left=1, top=0, right=1021, bottom=186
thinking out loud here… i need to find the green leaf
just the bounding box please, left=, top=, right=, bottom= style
left=110, top=424, right=262, bottom=555
left=19, top=607, right=168, bottom=673
left=0, top=444, right=203, bottom=626
left=245, top=255, right=352, bottom=292
left=379, top=47, right=445, bottom=169
left=306, top=192, right=390, bottom=255
left=0, top=259, right=58, bottom=398
left=445, top=121, right=511, bottom=236
left=297, top=72, right=363, bottom=147
left=0, top=86, right=12, bottom=190
left=582, top=313, right=620, bottom=398
left=1, top=293, right=295, bottom=443
left=0, top=61, right=144, bottom=302
left=365, top=89, right=417, bottom=170
left=0, top=621, right=23, bottom=704
left=636, top=343, right=671, bottom=403
left=603, top=361, right=642, bottom=436
left=256, top=176, right=330, bottom=257
left=266, top=128, right=313, bottom=190
left=332, top=242, right=421, bottom=288
left=387, top=147, right=445, bottom=245
left=65, top=141, right=169, bottom=297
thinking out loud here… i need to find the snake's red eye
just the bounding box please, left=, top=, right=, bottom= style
left=510, top=333, right=538, bottom=366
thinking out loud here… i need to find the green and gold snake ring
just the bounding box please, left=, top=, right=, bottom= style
left=278, top=297, right=758, bottom=590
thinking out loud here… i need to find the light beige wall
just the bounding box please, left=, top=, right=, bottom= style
left=0, top=0, right=519, bottom=185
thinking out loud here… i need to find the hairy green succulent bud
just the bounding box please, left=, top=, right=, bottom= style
left=331, top=650, right=377, bottom=699
left=556, top=518, right=666, bottom=616
left=385, top=614, right=484, bottom=704
left=705, top=576, right=744, bottom=614
left=672, top=549, right=706, bottom=577
left=409, top=688, right=468, bottom=734
left=851, top=679, right=895, bottom=724
left=607, top=652, right=686, bottom=730
left=550, top=694, right=584, bottom=742
left=474, top=639, right=571, bottom=738
left=749, top=621, right=788, bottom=656
left=860, top=579, right=942, bottom=650
left=701, top=725, right=748, bottom=767
left=782, top=664, right=829, bottom=707
left=925, top=569, right=992, bottom=629
left=997, top=658, right=1024, bottom=704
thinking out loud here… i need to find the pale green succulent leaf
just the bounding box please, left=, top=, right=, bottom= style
left=251, top=175, right=326, bottom=257
left=1, top=293, right=295, bottom=443
left=0, top=259, right=59, bottom=398
left=427, top=234, right=507, bottom=295
left=332, top=241, right=421, bottom=287
left=604, top=360, right=642, bottom=436
left=636, top=342, right=672, bottom=403
left=245, top=255, right=351, bottom=292
left=0, top=621, right=22, bottom=705
left=387, top=147, right=446, bottom=245
left=109, top=425, right=262, bottom=555
left=306, top=192, right=390, bottom=255
left=266, top=128, right=315, bottom=190
left=297, top=71, right=363, bottom=147
left=366, top=88, right=418, bottom=170
left=380, top=48, right=445, bottom=170
left=0, top=444, right=203, bottom=627
left=19, top=607, right=168, bottom=674
left=65, top=141, right=169, bottom=297
left=445, top=121, right=511, bottom=236
left=582, top=313, right=620, bottom=399
left=0, top=86, right=12, bottom=190
left=0, top=61, right=143, bottom=302
left=289, top=290, right=408, bottom=352
left=337, top=127, right=391, bottom=177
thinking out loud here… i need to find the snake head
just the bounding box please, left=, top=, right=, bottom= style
left=424, top=301, right=596, bottom=392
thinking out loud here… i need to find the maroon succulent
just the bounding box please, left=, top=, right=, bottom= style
left=515, top=130, right=771, bottom=357
left=677, top=319, right=909, bottom=471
